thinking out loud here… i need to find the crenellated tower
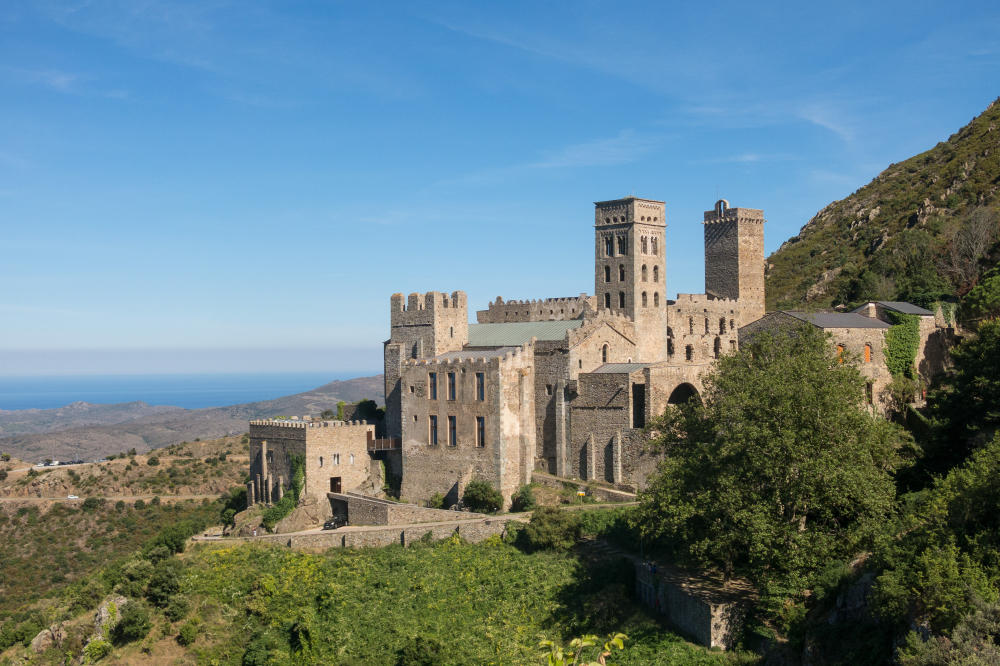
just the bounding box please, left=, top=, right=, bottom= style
left=383, top=291, right=468, bottom=437
left=703, top=199, right=765, bottom=326
left=594, top=197, right=667, bottom=362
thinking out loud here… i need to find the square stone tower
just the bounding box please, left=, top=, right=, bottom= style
left=703, top=199, right=765, bottom=325
left=594, top=197, right=667, bottom=362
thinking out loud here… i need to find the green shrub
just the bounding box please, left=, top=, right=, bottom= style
left=147, top=456, right=159, bottom=466
left=146, top=559, right=182, bottom=607
left=395, top=635, right=444, bottom=665
left=112, top=602, right=151, bottom=645
left=84, top=638, right=113, bottom=661
left=164, top=595, right=189, bottom=622
left=426, top=493, right=445, bottom=510
left=461, top=480, right=502, bottom=514
left=176, top=621, right=197, bottom=646
left=0, top=469, right=6, bottom=482
left=260, top=455, right=305, bottom=532
left=116, top=556, right=154, bottom=597
left=518, top=507, right=581, bottom=552
left=510, top=485, right=536, bottom=512
left=82, top=497, right=104, bottom=512
left=134, top=499, right=146, bottom=510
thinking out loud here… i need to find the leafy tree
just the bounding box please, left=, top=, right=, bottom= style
left=897, top=598, right=1000, bottom=665
left=0, top=469, right=6, bottom=482
left=961, top=269, right=1000, bottom=326
left=1, top=452, right=10, bottom=462
left=82, top=497, right=105, bottom=512
left=112, top=602, right=152, bottom=645
left=510, top=484, right=537, bottom=512
left=518, top=507, right=581, bottom=552
left=177, top=621, right=198, bottom=646
left=147, top=456, right=159, bottom=466
left=146, top=558, right=182, bottom=607
left=461, top=479, right=503, bottom=514
left=394, top=635, right=444, bottom=665
left=635, top=325, right=906, bottom=586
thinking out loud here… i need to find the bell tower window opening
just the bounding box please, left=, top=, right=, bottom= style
left=653, top=266, right=659, bottom=282
left=604, top=293, right=611, bottom=308
left=685, top=345, right=694, bottom=361
left=651, top=237, right=658, bottom=255
left=654, top=292, right=660, bottom=307
left=602, top=344, right=609, bottom=363
left=619, top=264, right=625, bottom=281
left=688, top=317, right=694, bottom=334
left=617, top=236, right=627, bottom=255
left=618, top=292, right=625, bottom=308
left=719, top=318, right=726, bottom=333
left=641, top=236, right=648, bottom=254
left=641, top=265, right=647, bottom=282
left=642, top=292, right=648, bottom=307
left=605, top=237, right=614, bottom=257
left=604, top=265, right=611, bottom=283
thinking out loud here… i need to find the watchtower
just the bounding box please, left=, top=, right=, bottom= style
left=594, top=197, right=668, bottom=361
left=703, top=199, right=765, bottom=325
left=383, top=291, right=468, bottom=437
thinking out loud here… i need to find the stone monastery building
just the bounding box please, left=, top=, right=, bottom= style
left=384, top=197, right=766, bottom=506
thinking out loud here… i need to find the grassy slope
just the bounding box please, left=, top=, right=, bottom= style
left=767, top=98, right=1000, bottom=309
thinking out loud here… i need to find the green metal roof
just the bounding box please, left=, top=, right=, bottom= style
left=591, top=363, right=650, bottom=374
left=467, top=321, right=583, bottom=347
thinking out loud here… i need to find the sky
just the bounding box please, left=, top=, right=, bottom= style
left=1, top=0, right=998, bottom=376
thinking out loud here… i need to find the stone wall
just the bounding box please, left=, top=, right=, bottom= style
left=399, top=345, right=535, bottom=508
left=328, top=492, right=486, bottom=526
left=666, top=294, right=740, bottom=365
left=703, top=200, right=765, bottom=326
left=284, top=515, right=523, bottom=550
left=476, top=295, right=595, bottom=323
left=248, top=421, right=307, bottom=505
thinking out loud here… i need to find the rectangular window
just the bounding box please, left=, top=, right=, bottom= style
left=476, top=373, right=485, bottom=401
left=448, top=415, right=457, bottom=446
left=476, top=417, right=485, bottom=447
left=546, top=384, right=553, bottom=396
left=429, top=372, right=437, bottom=400
left=333, top=453, right=340, bottom=465
left=448, top=372, right=456, bottom=400
left=429, top=415, right=438, bottom=445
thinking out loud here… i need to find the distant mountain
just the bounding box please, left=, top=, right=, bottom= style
left=0, top=401, right=183, bottom=438
left=767, top=98, right=1000, bottom=310
left=0, top=374, right=384, bottom=462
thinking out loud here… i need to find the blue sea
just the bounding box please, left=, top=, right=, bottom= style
left=0, top=372, right=375, bottom=411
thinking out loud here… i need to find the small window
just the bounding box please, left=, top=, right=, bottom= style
left=602, top=344, right=609, bottom=363
left=641, top=236, right=648, bottom=253
left=651, top=237, right=658, bottom=255
left=349, top=453, right=355, bottom=465
left=450, top=326, right=454, bottom=338
left=578, top=359, right=583, bottom=368
left=618, top=236, right=627, bottom=255
left=685, top=345, right=694, bottom=361
left=429, top=415, right=438, bottom=445
left=668, top=339, right=674, bottom=356
left=546, top=384, right=553, bottom=396
left=730, top=318, right=735, bottom=330
left=429, top=372, right=437, bottom=400
left=448, top=416, right=457, bottom=447
left=641, top=265, right=648, bottom=282
left=476, top=372, right=485, bottom=401
left=654, top=292, right=659, bottom=307
left=704, top=318, right=710, bottom=334
left=605, top=236, right=614, bottom=257
left=730, top=339, right=737, bottom=351
left=619, top=264, right=625, bottom=281
left=333, top=453, right=340, bottom=465
left=864, top=344, right=872, bottom=363
left=714, top=336, right=721, bottom=358
left=688, top=317, right=694, bottom=334
left=604, top=293, right=611, bottom=308
left=409, top=385, right=414, bottom=393
left=653, top=265, right=659, bottom=283
left=319, top=456, right=324, bottom=467
left=413, top=414, right=418, bottom=422
left=619, top=292, right=625, bottom=308
left=720, top=318, right=726, bottom=333
left=447, top=372, right=456, bottom=400
left=642, top=292, right=648, bottom=307
left=476, top=417, right=486, bottom=447
left=604, top=265, right=611, bottom=283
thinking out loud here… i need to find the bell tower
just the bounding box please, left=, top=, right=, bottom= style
left=703, top=199, right=765, bottom=325
left=594, top=196, right=667, bottom=361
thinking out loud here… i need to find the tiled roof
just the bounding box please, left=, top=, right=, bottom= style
left=590, top=363, right=650, bottom=374
left=784, top=311, right=891, bottom=329
left=852, top=301, right=935, bottom=316
left=466, top=321, right=583, bottom=347
left=437, top=348, right=518, bottom=360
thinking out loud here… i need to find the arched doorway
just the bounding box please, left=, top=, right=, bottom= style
left=667, top=383, right=701, bottom=405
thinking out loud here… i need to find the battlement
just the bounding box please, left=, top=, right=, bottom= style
left=391, top=290, right=467, bottom=315
left=703, top=199, right=765, bottom=224
left=476, top=294, right=595, bottom=323
left=249, top=418, right=369, bottom=428
left=672, top=293, right=739, bottom=306
left=594, top=196, right=666, bottom=227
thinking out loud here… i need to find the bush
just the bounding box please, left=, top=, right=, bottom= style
left=177, top=621, right=197, bottom=646
left=395, top=635, right=444, bottom=665
left=0, top=469, right=7, bottom=482
left=164, top=595, right=190, bottom=622
left=83, top=638, right=113, bottom=661
left=82, top=497, right=104, bottom=512
left=147, top=456, right=159, bottom=466
left=510, top=485, right=537, bottom=512
left=426, top=493, right=446, bottom=510
left=518, top=507, right=581, bottom=552
left=112, top=602, right=151, bottom=645
left=146, top=559, right=182, bottom=607
left=461, top=480, right=503, bottom=514
left=134, top=499, right=146, bottom=510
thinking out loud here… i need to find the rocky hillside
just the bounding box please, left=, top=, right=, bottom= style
left=0, top=401, right=182, bottom=438
left=767, top=97, right=1000, bottom=310
left=0, top=374, right=384, bottom=463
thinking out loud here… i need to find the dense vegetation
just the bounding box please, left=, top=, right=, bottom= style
left=767, top=98, right=1000, bottom=310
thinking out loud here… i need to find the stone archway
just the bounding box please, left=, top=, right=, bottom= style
left=667, top=382, right=701, bottom=405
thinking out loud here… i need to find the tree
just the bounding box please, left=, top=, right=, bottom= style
left=461, top=479, right=503, bottom=514
left=112, top=602, right=151, bottom=645
left=510, top=484, right=537, bottom=512
left=635, top=324, right=906, bottom=586
left=961, top=268, right=1000, bottom=326
left=518, top=507, right=580, bottom=552
left=1, top=453, right=10, bottom=462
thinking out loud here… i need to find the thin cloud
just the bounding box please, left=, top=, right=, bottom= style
left=694, top=152, right=798, bottom=165
left=796, top=104, right=856, bottom=143
left=527, top=130, right=659, bottom=169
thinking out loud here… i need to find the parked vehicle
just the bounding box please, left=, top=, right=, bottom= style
left=67, top=495, right=79, bottom=500
left=323, top=516, right=347, bottom=530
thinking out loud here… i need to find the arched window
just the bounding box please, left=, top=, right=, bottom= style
left=450, top=326, right=454, bottom=338
left=864, top=344, right=872, bottom=363
left=604, top=293, right=611, bottom=308
left=641, top=236, right=648, bottom=254
left=641, top=265, right=647, bottom=282
left=654, top=292, right=660, bottom=307
left=653, top=266, right=659, bottom=282
left=651, top=237, right=658, bottom=255
left=619, top=264, right=625, bottom=281
left=704, top=318, right=710, bottom=334
left=714, top=337, right=721, bottom=358
left=319, top=456, right=324, bottom=467
left=602, top=345, right=608, bottom=363
left=667, top=339, right=674, bottom=356
left=730, top=319, right=735, bottom=330
left=667, top=327, right=674, bottom=338
left=618, top=292, right=626, bottom=308
left=618, top=236, right=627, bottom=255
left=688, top=317, right=694, bottom=334
left=605, top=237, right=614, bottom=257
left=685, top=345, right=694, bottom=361
left=719, top=318, right=726, bottom=334
left=604, top=266, right=611, bottom=283
left=641, top=292, right=647, bottom=307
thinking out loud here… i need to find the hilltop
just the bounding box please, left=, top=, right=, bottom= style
left=0, top=374, right=383, bottom=463
left=766, top=97, right=1000, bottom=310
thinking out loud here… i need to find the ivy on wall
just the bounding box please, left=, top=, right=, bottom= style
left=261, top=454, right=306, bottom=531
left=884, top=311, right=921, bottom=379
